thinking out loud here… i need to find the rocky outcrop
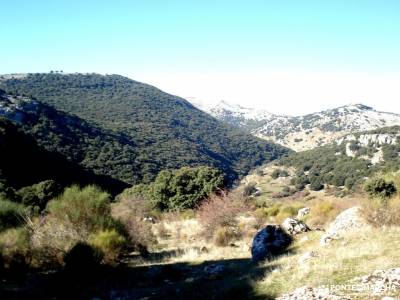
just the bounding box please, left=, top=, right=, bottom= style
left=281, top=217, right=310, bottom=235
left=277, top=286, right=350, bottom=300
left=320, top=207, right=368, bottom=245
left=251, top=225, right=292, bottom=262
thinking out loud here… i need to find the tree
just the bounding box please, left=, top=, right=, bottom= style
left=148, top=166, right=224, bottom=210
left=364, top=178, right=396, bottom=199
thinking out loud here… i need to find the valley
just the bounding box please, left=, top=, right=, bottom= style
left=0, top=73, right=400, bottom=300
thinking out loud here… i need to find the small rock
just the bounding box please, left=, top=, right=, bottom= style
left=297, top=207, right=310, bottom=219
left=277, top=286, right=350, bottom=300
left=298, top=251, right=318, bottom=265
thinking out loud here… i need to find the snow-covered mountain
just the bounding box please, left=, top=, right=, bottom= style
left=198, top=100, right=400, bottom=151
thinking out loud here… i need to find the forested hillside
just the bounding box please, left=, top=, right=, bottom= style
left=0, top=74, right=290, bottom=183
left=279, top=126, right=400, bottom=190
left=0, top=117, right=128, bottom=195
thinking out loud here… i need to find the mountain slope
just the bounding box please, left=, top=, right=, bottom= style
left=0, top=117, right=128, bottom=195
left=279, top=125, right=400, bottom=189
left=0, top=74, right=290, bottom=183
left=204, top=101, right=400, bottom=151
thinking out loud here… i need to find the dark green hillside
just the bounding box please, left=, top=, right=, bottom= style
left=0, top=117, right=128, bottom=195
left=0, top=89, right=141, bottom=183
left=0, top=73, right=289, bottom=183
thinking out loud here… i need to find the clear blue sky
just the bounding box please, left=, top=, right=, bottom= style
left=1, top=0, right=400, bottom=114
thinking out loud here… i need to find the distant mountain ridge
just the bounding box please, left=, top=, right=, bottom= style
left=201, top=100, right=400, bottom=151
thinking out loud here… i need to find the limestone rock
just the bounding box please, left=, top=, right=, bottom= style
left=281, top=217, right=310, bottom=235
left=297, top=207, right=310, bottom=219
left=277, top=286, right=350, bottom=300
left=320, top=206, right=368, bottom=245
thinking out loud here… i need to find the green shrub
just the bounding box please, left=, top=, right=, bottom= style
left=309, top=176, right=324, bottom=191
left=16, top=180, right=63, bottom=211
left=46, top=185, right=115, bottom=233
left=148, top=166, right=224, bottom=210
left=364, top=178, right=397, bottom=199
left=89, top=230, right=126, bottom=264
left=271, top=169, right=289, bottom=179
left=0, top=200, right=25, bottom=232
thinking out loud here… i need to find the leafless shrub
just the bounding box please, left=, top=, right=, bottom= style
left=111, top=195, right=156, bottom=250
left=197, top=191, right=249, bottom=239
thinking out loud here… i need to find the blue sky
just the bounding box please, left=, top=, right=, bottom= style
left=1, top=0, right=400, bottom=114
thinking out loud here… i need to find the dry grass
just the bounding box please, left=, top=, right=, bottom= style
left=255, top=227, right=400, bottom=299
left=360, top=194, right=400, bottom=227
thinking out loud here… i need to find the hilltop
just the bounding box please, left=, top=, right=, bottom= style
left=202, top=101, right=400, bottom=151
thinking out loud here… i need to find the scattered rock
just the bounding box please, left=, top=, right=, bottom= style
left=320, top=207, right=368, bottom=245
left=298, top=251, right=318, bottom=265
left=350, top=268, right=400, bottom=295
left=251, top=225, right=292, bottom=262
left=281, top=217, right=310, bottom=235
left=297, top=207, right=310, bottom=219
left=277, top=286, right=350, bottom=300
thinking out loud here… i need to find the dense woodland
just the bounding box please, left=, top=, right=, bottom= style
left=0, top=73, right=289, bottom=185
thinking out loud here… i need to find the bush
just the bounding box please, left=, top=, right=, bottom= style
left=0, top=200, right=25, bottom=232
left=111, top=195, right=156, bottom=251
left=364, top=178, right=397, bottom=199
left=197, top=192, right=248, bottom=239
left=271, top=169, right=289, bottom=179
left=309, top=176, right=324, bottom=191
left=64, top=242, right=103, bottom=271
left=46, top=185, right=114, bottom=233
left=0, top=227, right=30, bottom=270
left=89, top=230, right=126, bottom=264
left=213, top=227, right=240, bottom=247
left=242, top=182, right=257, bottom=197
left=361, top=197, right=400, bottom=227
left=148, top=166, right=224, bottom=210
left=16, top=180, right=63, bottom=211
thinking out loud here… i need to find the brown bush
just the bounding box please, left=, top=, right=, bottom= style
left=361, top=196, right=400, bottom=227
left=197, top=191, right=249, bottom=239
left=213, top=226, right=241, bottom=247
left=111, top=195, right=156, bottom=250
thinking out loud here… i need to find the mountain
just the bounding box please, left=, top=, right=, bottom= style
left=279, top=125, right=400, bottom=190
left=202, top=101, right=400, bottom=151
left=0, top=74, right=290, bottom=184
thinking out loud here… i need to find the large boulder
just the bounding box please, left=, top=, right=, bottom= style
left=320, top=206, right=368, bottom=245
left=251, top=225, right=292, bottom=262
left=281, top=217, right=310, bottom=235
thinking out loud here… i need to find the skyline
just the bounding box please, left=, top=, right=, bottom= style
left=1, top=0, right=400, bottom=115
